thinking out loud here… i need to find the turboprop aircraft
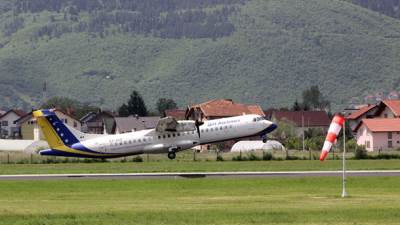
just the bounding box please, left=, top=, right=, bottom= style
left=33, top=109, right=277, bottom=159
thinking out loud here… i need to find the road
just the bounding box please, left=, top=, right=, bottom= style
left=0, top=170, right=400, bottom=180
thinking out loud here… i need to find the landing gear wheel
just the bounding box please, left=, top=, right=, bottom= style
left=262, top=135, right=267, bottom=143
left=168, top=152, right=176, bottom=160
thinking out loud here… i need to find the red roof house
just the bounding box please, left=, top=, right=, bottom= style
left=354, top=118, right=400, bottom=151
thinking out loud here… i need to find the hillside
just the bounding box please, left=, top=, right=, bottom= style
left=0, top=0, right=400, bottom=111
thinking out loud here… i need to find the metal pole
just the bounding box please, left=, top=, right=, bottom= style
left=341, top=119, right=347, bottom=198
left=302, top=114, right=305, bottom=152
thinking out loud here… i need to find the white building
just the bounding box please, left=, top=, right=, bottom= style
left=0, top=109, right=26, bottom=139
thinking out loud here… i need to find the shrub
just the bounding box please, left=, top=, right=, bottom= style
left=263, top=152, right=274, bottom=161
left=248, top=152, right=261, bottom=161
left=216, top=155, right=224, bottom=161
left=132, top=156, right=143, bottom=162
left=354, top=147, right=368, bottom=160
left=232, top=155, right=248, bottom=161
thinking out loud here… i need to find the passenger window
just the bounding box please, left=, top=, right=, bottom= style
left=158, top=136, right=161, bottom=139
left=168, top=134, right=171, bottom=138
left=220, top=127, right=223, bottom=130
left=173, top=133, right=176, bottom=137
left=163, top=135, right=166, bottom=139
left=177, top=133, right=180, bottom=136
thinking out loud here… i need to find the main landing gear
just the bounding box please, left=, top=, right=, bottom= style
left=168, top=151, right=176, bottom=160
left=167, top=147, right=178, bottom=160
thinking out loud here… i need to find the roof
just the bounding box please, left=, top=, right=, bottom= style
left=347, top=104, right=377, bottom=120
left=188, top=99, right=265, bottom=118
left=356, top=119, right=400, bottom=132
left=382, top=100, right=400, bottom=116
left=269, top=110, right=330, bottom=127
left=114, top=116, right=160, bottom=133
left=14, top=109, right=79, bottom=124
left=165, top=109, right=186, bottom=120
left=80, top=110, right=115, bottom=122
left=0, top=109, right=27, bottom=120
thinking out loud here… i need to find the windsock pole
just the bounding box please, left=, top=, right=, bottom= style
left=341, top=119, right=347, bottom=198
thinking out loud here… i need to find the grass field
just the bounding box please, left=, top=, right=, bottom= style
left=0, top=160, right=399, bottom=175
left=0, top=176, right=399, bottom=224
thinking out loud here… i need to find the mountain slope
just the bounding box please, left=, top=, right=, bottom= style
left=0, top=0, right=400, bottom=111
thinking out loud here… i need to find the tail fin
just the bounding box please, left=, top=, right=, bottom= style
left=33, top=109, right=80, bottom=148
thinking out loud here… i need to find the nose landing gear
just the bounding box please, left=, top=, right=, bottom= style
left=261, top=135, right=268, bottom=143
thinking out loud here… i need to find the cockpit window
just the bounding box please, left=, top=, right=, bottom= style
left=254, top=117, right=265, bottom=122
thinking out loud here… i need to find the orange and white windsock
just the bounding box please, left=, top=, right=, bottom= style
left=320, top=114, right=345, bottom=161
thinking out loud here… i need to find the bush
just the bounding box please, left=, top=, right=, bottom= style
left=248, top=152, right=261, bottom=161
left=284, top=137, right=302, bottom=150
left=216, top=155, right=224, bottom=161
left=354, top=147, right=368, bottom=160
left=132, top=156, right=143, bottom=162
left=263, top=152, right=274, bottom=161
left=346, top=139, right=358, bottom=152
left=232, top=155, right=248, bottom=161
left=369, top=154, right=400, bottom=160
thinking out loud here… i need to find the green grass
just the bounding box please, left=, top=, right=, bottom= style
left=0, top=160, right=399, bottom=175
left=0, top=176, right=399, bottom=224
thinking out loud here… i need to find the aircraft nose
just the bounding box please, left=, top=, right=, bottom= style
left=263, top=121, right=277, bottom=133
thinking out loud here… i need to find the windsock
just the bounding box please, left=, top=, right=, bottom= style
left=320, top=114, right=345, bottom=161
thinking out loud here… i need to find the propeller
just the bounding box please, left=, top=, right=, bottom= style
left=195, top=119, right=204, bottom=138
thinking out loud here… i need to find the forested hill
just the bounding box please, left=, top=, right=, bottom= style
left=0, top=0, right=400, bottom=112
left=352, top=0, right=400, bottom=19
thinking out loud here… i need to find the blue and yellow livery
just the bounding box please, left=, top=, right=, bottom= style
left=33, top=109, right=127, bottom=158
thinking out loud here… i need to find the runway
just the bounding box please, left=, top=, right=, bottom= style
left=0, top=170, right=400, bottom=180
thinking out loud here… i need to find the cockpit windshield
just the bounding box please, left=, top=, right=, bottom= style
left=253, top=117, right=265, bottom=122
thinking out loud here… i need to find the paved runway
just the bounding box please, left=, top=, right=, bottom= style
left=0, top=170, right=400, bottom=180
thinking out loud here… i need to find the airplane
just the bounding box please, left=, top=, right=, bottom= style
left=33, top=109, right=277, bottom=159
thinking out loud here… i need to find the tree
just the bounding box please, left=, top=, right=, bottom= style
left=302, top=85, right=330, bottom=111
left=41, top=96, right=99, bottom=119
left=291, top=99, right=301, bottom=111
left=156, top=98, right=177, bottom=116
left=118, top=90, right=148, bottom=116
left=118, top=103, right=130, bottom=117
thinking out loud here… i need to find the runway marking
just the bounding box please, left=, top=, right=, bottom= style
left=0, top=170, right=400, bottom=180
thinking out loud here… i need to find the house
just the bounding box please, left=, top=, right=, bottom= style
left=165, top=109, right=186, bottom=120
left=346, top=104, right=378, bottom=131
left=354, top=119, right=400, bottom=151
left=80, top=110, right=115, bottom=134
left=16, top=109, right=81, bottom=140
left=113, top=116, right=160, bottom=134
left=265, top=110, right=331, bottom=136
left=185, top=99, right=265, bottom=121
left=0, top=109, right=26, bottom=139
left=373, top=100, right=400, bottom=118
left=185, top=99, right=265, bottom=151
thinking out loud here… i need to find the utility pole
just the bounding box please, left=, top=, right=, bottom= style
left=302, top=114, right=305, bottom=152
left=341, top=119, right=348, bottom=198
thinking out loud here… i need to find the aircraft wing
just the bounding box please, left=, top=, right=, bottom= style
left=156, top=117, right=196, bottom=132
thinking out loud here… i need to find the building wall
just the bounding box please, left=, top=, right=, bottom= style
left=378, top=107, right=396, bottom=118
left=372, top=132, right=400, bottom=151
left=0, top=113, right=21, bottom=138
left=356, top=124, right=400, bottom=151
left=356, top=125, right=374, bottom=151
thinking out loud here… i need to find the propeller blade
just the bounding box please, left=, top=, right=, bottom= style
left=195, top=120, right=204, bottom=138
